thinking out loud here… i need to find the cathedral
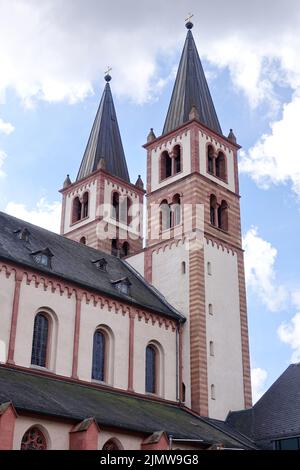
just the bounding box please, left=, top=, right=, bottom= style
left=0, top=21, right=256, bottom=450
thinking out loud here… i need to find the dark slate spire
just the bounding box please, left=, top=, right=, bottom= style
left=163, top=23, right=222, bottom=136
left=77, top=75, right=130, bottom=182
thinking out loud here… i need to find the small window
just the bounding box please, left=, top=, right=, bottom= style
left=210, top=195, right=217, bottom=226
left=173, top=145, right=181, bottom=174
left=207, top=262, right=212, bottom=276
left=215, top=152, right=226, bottom=180
left=111, top=239, right=118, bottom=256
left=112, top=277, right=131, bottom=296
left=82, top=192, right=89, bottom=218
left=120, top=242, right=130, bottom=258
left=209, top=341, right=214, bottom=356
left=208, top=303, right=213, bottom=315
left=31, top=249, right=53, bottom=269
left=92, top=258, right=108, bottom=271
left=181, top=261, right=186, bottom=274
left=211, top=384, right=216, bottom=400
left=80, top=236, right=86, bottom=245
left=72, top=197, right=82, bottom=223
left=207, top=146, right=214, bottom=174
left=14, top=228, right=30, bottom=242
left=112, top=192, right=120, bottom=221
left=172, top=194, right=181, bottom=226
left=182, top=382, right=186, bottom=402
left=218, top=200, right=229, bottom=231
left=21, top=427, right=47, bottom=450
left=160, top=151, right=172, bottom=180
left=159, top=200, right=171, bottom=232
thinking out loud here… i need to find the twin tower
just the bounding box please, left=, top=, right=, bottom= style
left=59, top=22, right=252, bottom=419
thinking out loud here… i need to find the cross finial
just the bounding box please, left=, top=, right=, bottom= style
left=104, top=66, right=112, bottom=82
left=185, top=13, right=194, bottom=29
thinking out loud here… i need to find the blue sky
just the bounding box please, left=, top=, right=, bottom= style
left=1, top=0, right=300, bottom=402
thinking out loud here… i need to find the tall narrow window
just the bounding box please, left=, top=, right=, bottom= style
left=31, top=313, right=49, bottom=368
left=218, top=200, right=229, bottom=231
left=120, top=241, right=130, bottom=258
left=161, top=151, right=172, bottom=180
left=172, top=194, right=181, bottom=226
left=207, top=262, right=212, bottom=276
left=80, top=236, right=86, bottom=245
left=21, top=427, right=47, bottom=450
left=145, top=344, right=157, bottom=394
left=208, top=303, right=213, bottom=315
left=181, top=261, right=186, bottom=274
left=82, top=192, right=89, bottom=218
left=210, top=194, right=217, bottom=226
left=160, top=200, right=171, bottom=232
left=207, top=146, right=214, bottom=174
left=92, top=330, right=106, bottom=382
left=209, top=341, right=214, bottom=356
left=211, top=384, right=216, bottom=400
left=173, top=145, right=181, bottom=174
left=72, top=197, right=82, bottom=223
left=111, top=239, right=118, bottom=256
left=112, top=192, right=120, bottom=221
left=215, top=152, right=226, bottom=180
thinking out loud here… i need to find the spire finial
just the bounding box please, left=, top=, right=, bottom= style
left=185, top=13, right=194, bottom=29
left=104, top=66, right=112, bottom=82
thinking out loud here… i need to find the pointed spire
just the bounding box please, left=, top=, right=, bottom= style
left=135, top=175, right=144, bottom=189
left=77, top=75, right=130, bottom=183
left=228, top=128, right=237, bottom=144
left=163, top=23, right=222, bottom=136
left=147, top=128, right=156, bottom=143
left=63, top=174, right=72, bottom=188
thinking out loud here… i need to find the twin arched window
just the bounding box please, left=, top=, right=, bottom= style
left=160, top=145, right=181, bottom=181
left=207, top=146, right=227, bottom=181
left=111, top=192, right=132, bottom=226
left=159, top=194, right=181, bottom=232
left=111, top=239, right=130, bottom=258
left=72, top=192, right=89, bottom=224
left=210, top=195, right=229, bottom=231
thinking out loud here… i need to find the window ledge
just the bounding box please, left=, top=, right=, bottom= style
left=209, top=223, right=229, bottom=234
left=30, top=364, right=48, bottom=371
left=70, top=215, right=89, bottom=227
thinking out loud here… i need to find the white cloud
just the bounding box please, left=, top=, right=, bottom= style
left=0, top=0, right=300, bottom=107
left=0, top=118, right=14, bottom=135
left=0, top=149, right=7, bottom=177
left=243, top=227, right=288, bottom=312
left=251, top=367, right=268, bottom=403
left=240, top=93, right=300, bottom=197
left=5, top=198, right=61, bottom=233
left=278, top=313, right=300, bottom=363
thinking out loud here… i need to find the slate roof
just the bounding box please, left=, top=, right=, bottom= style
left=77, top=77, right=130, bottom=183
left=163, top=24, right=222, bottom=136
left=0, top=211, right=184, bottom=321
left=226, top=363, right=300, bottom=448
left=0, top=366, right=256, bottom=449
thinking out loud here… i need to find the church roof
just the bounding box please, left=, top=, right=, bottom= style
left=77, top=76, right=130, bottom=183
left=0, top=211, right=183, bottom=321
left=0, top=366, right=256, bottom=449
left=226, top=363, right=300, bottom=449
left=163, top=23, right=222, bottom=136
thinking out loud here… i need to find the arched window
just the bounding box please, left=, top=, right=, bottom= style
left=21, top=427, right=47, bottom=450
left=31, top=313, right=49, bottom=368
left=172, top=194, right=181, bottom=226
left=120, top=241, right=130, bottom=258
left=173, top=145, right=181, bottom=174
left=160, top=151, right=172, bottom=180
left=111, top=238, right=118, bottom=256
left=72, top=197, right=82, bottom=223
left=210, top=194, right=217, bottom=226
left=120, top=196, right=132, bottom=225
left=215, top=152, right=226, bottom=180
left=207, top=146, right=214, bottom=174
left=181, top=261, right=186, bottom=274
left=92, top=330, right=106, bottom=382
left=145, top=344, right=157, bottom=394
left=159, top=200, right=171, bottom=232
left=82, top=192, right=89, bottom=218
left=102, top=438, right=123, bottom=450
left=218, top=200, right=228, bottom=231
left=112, top=192, right=120, bottom=221
left=80, top=236, right=86, bottom=245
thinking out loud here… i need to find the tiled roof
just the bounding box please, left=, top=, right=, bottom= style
left=227, top=363, right=300, bottom=448
left=0, top=211, right=184, bottom=321
left=0, top=366, right=256, bottom=449
left=163, top=26, right=222, bottom=136
left=77, top=78, right=130, bottom=183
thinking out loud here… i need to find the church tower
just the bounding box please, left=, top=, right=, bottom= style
left=130, top=21, right=252, bottom=419
left=60, top=73, right=144, bottom=257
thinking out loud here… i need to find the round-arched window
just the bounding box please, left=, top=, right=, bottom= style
left=21, top=427, right=47, bottom=450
